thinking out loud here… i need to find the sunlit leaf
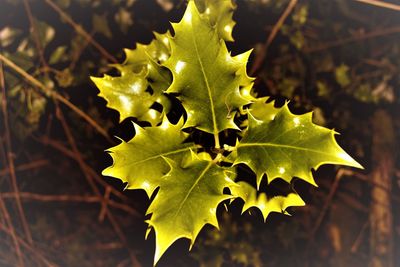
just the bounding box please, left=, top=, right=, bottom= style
left=90, top=70, right=160, bottom=123
left=234, top=103, right=363, bottom=187
left=231, top=181, right=305, bottom=221
left=195, top=0, right=236, bottom=41
left=164, top=1, right=251, bottom=135
left=102, top=117, right=196, bottom=197
left=146, top=153, right=234, bottom=264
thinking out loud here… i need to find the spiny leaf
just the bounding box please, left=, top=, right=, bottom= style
left=90, top=71, right=161, bottom=124
left=146, top=153, right=235, bottom=265
left=164, top=1, right=251, bottom=135
left=231, top=181, right=305, bottom=221
left=93, top=1, right=363, bottom=264
left=124, top=31, right=171, bottom=68
left=92, top=1, right=239, bottom=124
left=102, top=118, right=196, bottom=197
left=194, top=0, right=236, bottom=41
left=91, top=31, right=172, bottom=125
left=239, top=97, right=277, bottom=128
left=147, top=57, right=173, bottom=97
left=234, top=103, right=363, bottom=187
left=248, top=97, right=278, bottom=121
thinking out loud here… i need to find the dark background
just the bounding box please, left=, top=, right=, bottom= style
left=0, top=0, right=399, bottom=266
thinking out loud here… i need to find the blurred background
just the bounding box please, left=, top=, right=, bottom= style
left=0, top=0, right=399, bottom=266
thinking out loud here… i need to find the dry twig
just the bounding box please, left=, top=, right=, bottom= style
left=0, top=192, right=138, bottom=216
left=0, top=160, right=49, bottom=177
left=0, top=62, right=33, bottom=245
left=0, top=53, right=112, bottom=142
left=355, top=0, right=400, bottom=11
left=54, top=102, right=141, bottom=267
left=44, top=0, right=118, bottom=64
left=303, top=26, right=400, bottom=53
left=0, top=221, right=57, bottom=267
left=309, top=168, right=346, bottom=239
left=0, top=197, right=24, bottom=267
left=250, top=0, right=298, bottom=75
left=23, top=0, right=48, bottom=71
left=37, top=136, right=131, bottom=203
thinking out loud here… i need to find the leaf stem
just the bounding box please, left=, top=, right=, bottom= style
left=214, top=132, right=221, bottom=150
left=0, top=53, right=112, bottom=143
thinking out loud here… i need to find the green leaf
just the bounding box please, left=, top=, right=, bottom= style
left=164, top=1, right=251, bottom=136
left=335, top=63, right=351, bottom=87
left=124, top=31, right=171, bottom=68
left=92, top=1, right=240, bottom=125
left=91, top=31, right=172, bottom=124
left=49, top=46, right=68, bottom=64
left=146, top=153, right=235, bottom=265
left=147, top=57, right=173, bottom=98
left=91, top=70, right=161, bottom=124
left=234, top=103, right=363, bottom=187
left=248, top=97, right=278, bottom=121
left=231, top=181, right=305, bottom=221
left=0, top=27, right=22, bottom=47
left=55, top=68, right=74, bottom=88
left=194, top=0, right=236, bottom=41
left=33, top=19, right=55, bottom=49
left=114, top=7, right=133, bottom=34
left=102, top=118, right=196, bottom=197
left=92, top=13, right=113, bottom=39
left=93, top=1, right=363, bottom=264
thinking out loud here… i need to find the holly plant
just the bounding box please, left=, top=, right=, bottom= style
left=91, top=0, right=362, bottom=265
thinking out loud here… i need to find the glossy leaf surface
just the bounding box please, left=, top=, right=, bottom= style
left=231, top=181, right=305, bottom=221
left=195, top=0, right=236, bottom=41
left=102, top=118, right=195, bottom=197
left=146, top=154, right=234, bottom=264
left=165, top=1, right=251, bottom=135
left=235, top=103, right=363, bottom=187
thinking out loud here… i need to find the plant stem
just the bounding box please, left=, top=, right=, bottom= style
left=214, top=132, right=221, bottom=150
left=355, top=0, right=400, bottom=11
left=0, top=61, right=33, bottom=246
left=0, top=53, right=112, bottom=142
left=44, top=0, right=118, bottom=63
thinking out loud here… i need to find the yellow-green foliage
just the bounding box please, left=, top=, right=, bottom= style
left=91, top=1, right=362, bottom=265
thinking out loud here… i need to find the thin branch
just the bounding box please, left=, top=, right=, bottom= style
left=309, top=168, right=346, bottom=239
left=0, top=53, right=112, bottom=142
left=303, top=26, right=400, bottom=53
left=0, top=62, right=33, bottom=245
left=54, top=103, right=141, bottom=267
left=55, top=101, right=107, bottom=209
left=106, top=210, right=142, bottom=267
left=0, top=160, right=49, bottom=177
left=43, top=0, right=118, bottom=64
left=0, top=221, right=57, bottom=267
left=351, top=219, right=369, bottom=253
left=99, top=187, right=111, bottom=222
left=69, top=31, right=94, bottom=70
left=1, top=192, right=139, bottom=216
left=335, top=169, right=400, bottom=202
left=22, top=0, right=48, bottom=71
left=0, top=196, right=24, bottom=267
left=355, top=0, right=400, bottom=11
left=250, top=0, right=298, bottom=75
left=37, top=136, right=131, bottom=203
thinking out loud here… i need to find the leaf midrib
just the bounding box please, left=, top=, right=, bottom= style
left=237, top=142, right=335, bottom=157
left=122, top=145, right=196, bottom=166
left=172, top=161, right=213, bottom=221
left=190, top=24, right=219, bottom=136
